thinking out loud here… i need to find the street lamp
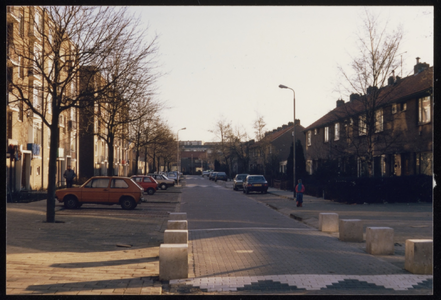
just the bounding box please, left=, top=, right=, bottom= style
left=279, top=84, right=296, bottom=200
left=177, top=127, right=186, bottom=186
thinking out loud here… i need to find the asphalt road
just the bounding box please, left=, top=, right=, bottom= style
left=168, top=175, right=432, bottom=295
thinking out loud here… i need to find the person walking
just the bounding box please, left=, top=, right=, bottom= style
left=295, top=179, right=305, bottom=207
left=63, top=165, right=76, bottom=188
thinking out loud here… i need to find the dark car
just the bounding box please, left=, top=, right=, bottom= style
left=214, top=172, right=228, bottom=182
left=233, top=174, right=249, bottom=190
left=209, top=172, right=218, bottom=181
left=243, top=175, right=268, bottom=194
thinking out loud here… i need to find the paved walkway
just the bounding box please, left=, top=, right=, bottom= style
left=169, top=179, right=433, bottom=295
left=6, top=179, right=433, bottom=295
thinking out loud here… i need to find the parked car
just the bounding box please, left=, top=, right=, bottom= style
left=167, top=171, right=179, bottom=183
left=55, top=176, right=144, bottom=210
left=131, top=175, right=158, bottom=195
left=202, top=170, right=210, bottom=177
left=148, top=174, right=175, bottom=190
left=214, top=172, right=228, bottom=182
left=209, top=172, right=218, bottom=181
left=233, top=174, right=249, bottom=190
left=243, top=175, right=269, bottom=194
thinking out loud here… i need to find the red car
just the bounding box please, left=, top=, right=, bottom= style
left=131, top=175, right=158, bottom=195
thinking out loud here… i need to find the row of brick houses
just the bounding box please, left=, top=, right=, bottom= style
left=194, top=58, right=432, bottom=182
left=304, top=58, right=433, bottom=178
left=6, top=6, right=148, bottom=194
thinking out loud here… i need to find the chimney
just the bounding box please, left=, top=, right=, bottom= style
left=414, top=57, right=429, bottom=74
left=288, top=121, right=294, bottom=126
left=294, top=119, right=300, bottom=125
left=349, top=93, right=360, bottom=102
left=367, top=86, right=378, bottom=95
left=388, top=70, right=396, bottom=85
left=336, top=99, right=345, bottom=108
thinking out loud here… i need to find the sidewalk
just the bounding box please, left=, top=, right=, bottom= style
left=265, top=187, right=433, bottom=244
left=6, top=189, right=181, bottom=295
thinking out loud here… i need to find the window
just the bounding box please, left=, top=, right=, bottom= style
left=392, top=103, right=398, bottom=114
left=85, top=178, right=109, bottom=188
left=418, top=96, right=431, bottom=124
left=358, top=115, right=367, bottom=136
left=19, top=15, right=24, bottom=37
left=143, top=177, right=152, bottom=183
left=416, top=152, right=432, bottom=175
left=306, top=160, right=313, bottom=175
left=334, top=123, right=340, bottom=141
left=111, top=179, right=128, bottom=188
left=402, top=103, right=407, bottom=111
left=18, top=55, right=24, bottom=78
left=33, top=122, right=42, bottom=144
left=314, top=128, right=317, bottom=135
left=307, top=131, right=311, bottom=146
left=375, top=109, right=383, bottom=133
left=324, top=126, right=329, bottom=142
left=48, top=128, right=51, bottom=148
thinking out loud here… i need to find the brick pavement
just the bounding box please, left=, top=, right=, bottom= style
left=6, top=189, right=181, bottom=295
left=167, top=176, right=433, bottom=295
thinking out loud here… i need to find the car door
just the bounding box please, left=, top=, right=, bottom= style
left=108, top=178, right=131, bottom=203
left=82, top=178, right=110, bottom=203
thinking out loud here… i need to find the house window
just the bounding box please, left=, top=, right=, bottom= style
left=418, top=96, right=431, bottom=124
left=314, top=128, right=317, bottom=135
left=392, top=103, right=398, bottom=114
left=334, top=123, right=340, bottom=141
left=358, top=115, right=367, bottom=136
left=306, top=160, right=313, bottom=175
left=324, top=127, right=329, bottom=142
left=402, top=103, right=407, bottom=111
left=33, top=122, right=42, bottom=145
left=416, top=152, right=432, bottom=175
left=307, top=131, right=311, bottom=146
left=375, top=109, right=383, bottom=133
left=48, top=128, right=51, bottom=148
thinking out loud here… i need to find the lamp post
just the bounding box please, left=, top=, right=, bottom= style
left=177, top=127, right=186, bottom=186
left=279, top=84, right=296, bottom=200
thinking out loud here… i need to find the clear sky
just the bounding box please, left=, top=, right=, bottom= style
left=130, top=6, right=433, bottom=142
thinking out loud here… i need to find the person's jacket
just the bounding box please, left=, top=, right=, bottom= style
left=295, top=184, right=305, bottom=193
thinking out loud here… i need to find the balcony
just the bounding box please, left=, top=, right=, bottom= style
left=27, top=143, right=41, bottom=156
left=7, top=7, right=20, bottom=24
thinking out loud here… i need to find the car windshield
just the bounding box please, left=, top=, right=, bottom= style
left=237, top=175, right=247, bottom=180
left=217, top=172, right=226, bottom=175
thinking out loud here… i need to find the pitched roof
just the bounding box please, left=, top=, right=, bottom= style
left=304, top=66, right=433, bottom=131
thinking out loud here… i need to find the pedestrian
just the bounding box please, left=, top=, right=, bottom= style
left=64, top=165, right=76, bottom=188
left=295, top=179, right=305, bottom=207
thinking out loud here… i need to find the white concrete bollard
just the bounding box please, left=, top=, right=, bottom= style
left=164, top=230, right=188, bottom=244
left=167, top=220, right=188, bottom=230
left=319, top=213, right=339, bottom=232
left=339, top=219, right=363, bottom=242
left=169, top=212, right=187, bottom=220
left=405, top=239, right=432, bottom=274
left=159, top=244, right=188, bottom=280
left=366, top=227, right=394, bottom=255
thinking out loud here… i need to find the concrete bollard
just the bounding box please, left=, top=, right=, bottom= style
left=339, top=219, right=363, bottom=242
left=167, top=220, right=188, bottom=230
left=405, top=239, right=432, bottom=274
left=164, top=229, right=188, bottom=244
left=169, top=212, right=187, bottom=220
left=159, top=244, right=188, bottom=280
left=319, top=213, right=339, bottom=232
left=366, top=227, right=394, bottom=255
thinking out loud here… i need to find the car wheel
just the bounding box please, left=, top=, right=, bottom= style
left=147, top=188, right=155, bottom=195
left=120, top=197, right=136, bottom=210
left=233, top=186, right=237, bottom=191
left=64, top=196, right=78, bottom=209
left=160, top=183, right=167, bottom=190
left=246, top=189, right=249, bottom=194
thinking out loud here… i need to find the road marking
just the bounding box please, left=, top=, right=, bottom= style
left=171, top=274, right=432, bottom=291
left=190, top=227, right=314, bottom=232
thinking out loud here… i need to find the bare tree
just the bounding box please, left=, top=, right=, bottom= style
left=209, top=117, right=234, bottom=176
left=336, top=9, right=404, bottom=177
left=7, top=6, right=159, bottom=222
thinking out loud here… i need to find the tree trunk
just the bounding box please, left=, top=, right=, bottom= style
left=46, top=117, right=60, bottom=222
left=107, top=135, right=115, bottom=176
